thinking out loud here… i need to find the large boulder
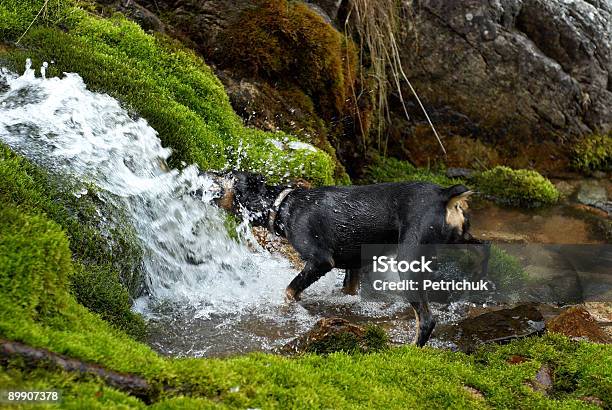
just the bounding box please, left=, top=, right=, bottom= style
left=312, top=0, right=611, bottom=170
left=396, top=0, right=612, bottom=143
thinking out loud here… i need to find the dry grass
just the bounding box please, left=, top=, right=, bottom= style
left=345, top=0, right=445, bottom=154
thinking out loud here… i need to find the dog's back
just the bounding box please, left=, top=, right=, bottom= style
left=278, top=182, right=463, bottom=269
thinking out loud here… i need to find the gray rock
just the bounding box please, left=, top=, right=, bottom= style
left=446, top=167, right=474, bottom=179
left=318, top=0, right=612, bottom=140
left=576, top=179, right=608, bottom=206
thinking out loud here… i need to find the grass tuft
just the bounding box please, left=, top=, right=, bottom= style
left=571, top=133, right=612, bottom=173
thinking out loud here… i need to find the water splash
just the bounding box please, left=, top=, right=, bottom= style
left=40, top=62, right=48, bottom=80
left=0, top=64, right=431, bottom=356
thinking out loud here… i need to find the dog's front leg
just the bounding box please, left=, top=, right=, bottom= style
left=398, top=228, right=435, bottom=347
left=342, top=269, right=360, bottom=295
left=285, top=255, right=334, bottom=301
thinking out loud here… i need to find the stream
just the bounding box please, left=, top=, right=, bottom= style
left=1, top=63, right=609, bottom=357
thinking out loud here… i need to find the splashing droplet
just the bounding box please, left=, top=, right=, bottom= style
left=41, top=62, right=48, bottom=79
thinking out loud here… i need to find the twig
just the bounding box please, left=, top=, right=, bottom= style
left=16, top=0, right=50, bottom=45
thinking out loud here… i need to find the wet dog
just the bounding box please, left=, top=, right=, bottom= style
left=208, top=171, right=487, bottom=346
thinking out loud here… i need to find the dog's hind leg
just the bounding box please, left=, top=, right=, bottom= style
left=398, top=226, right=436, bottom=347
left=285, top=254, right=334, bottom=301
left=410, top=301, right=435, bottom=347
left=342, top=269, right=360, bottom=295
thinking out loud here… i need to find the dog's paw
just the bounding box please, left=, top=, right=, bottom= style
left=284, top=287, right=301, bottom=302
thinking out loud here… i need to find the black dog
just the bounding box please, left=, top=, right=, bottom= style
left=210, top=171, right=487, bottom=346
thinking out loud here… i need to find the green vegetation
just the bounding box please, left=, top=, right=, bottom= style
left=455, top=245, right=527, bottom=292
left=572, top=133, right=612, bottom=173
left=361, top=155, right=462, bottom=186
left=474, top=166, right=560, bottom=207
left=487, top=246, right=528, bottom=292
left=361, top=157, right=560, bottom=208
left=0, top=144, right=145, bottom=337
left=0, top=1, right=336, bottom=185
left=218, top=0, right=357, bottom=119
left=70, top=264, right=147, bottom=340
left=306, top=325, right=390, bottom=355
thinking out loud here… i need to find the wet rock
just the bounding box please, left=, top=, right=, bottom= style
left=546, top=306, right=611, bottom=343
left=553, top=180, right=577, bottom=199
left=576, top=180, right=608, bottom=207
left=391, top=0, right=612, bottom=140
left=281, top=317, right=389, bottom=355
left=446, top=168, right=474, bottom=179
left=438, top=304, right=547, bottom=353
left=528, top=364, right=553, bottom=394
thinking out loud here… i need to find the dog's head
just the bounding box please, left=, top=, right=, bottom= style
left=443, top=185, right=477, bottom=242
left=212, top=171, right=273, bottom=225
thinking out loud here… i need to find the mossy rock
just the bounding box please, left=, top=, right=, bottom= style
left=571, top=133, right=612, bottom=173
left=70, top=264, right=147, bottom=340
left=1, top=5, right=336, bottom=186
left=0, top=205, right=72, bottom=319
left=217, top=0, right=357, bottom=120
left=283, top=318, right=389, bottom=355
left=0, top=143, right=145, bottom=296
left=474, top=166, right=560, bottom=207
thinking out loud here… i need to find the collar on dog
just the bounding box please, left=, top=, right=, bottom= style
left=268, top=188, right=294, bottom=235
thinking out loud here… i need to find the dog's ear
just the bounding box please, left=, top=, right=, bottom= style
left=445, top=185, right=473, bottom=208
left=446, top=188, right=473, bottom=211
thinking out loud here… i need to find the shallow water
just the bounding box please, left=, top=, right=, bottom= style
left=2, top=63, right=607, bottom=358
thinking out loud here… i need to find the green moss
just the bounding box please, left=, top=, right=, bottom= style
left=362, top=324, right=390, bottom=352
left=0, top=143, right=144, bottom=295
left=361, top=155, right=463, bottom=186
left=572, top=133, right=612, bottom=173
left=488, top=246, right=528, bottom=291
left=1, top=10, right=336, bottom=185
left=0, top=0, right=73, bottom=40
left=0, top=205, right=72, bottom=319
left=455, top=245, right=526, bottom=292
left=70, top=264, right=146, bottom=340
left=218, top=0, right=357, bottom=120
left=474, top=166, right=560, bottom=207
left=0, top=144, right=146, bottom=339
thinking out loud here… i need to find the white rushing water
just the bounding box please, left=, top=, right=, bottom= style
left=0, top=62, right=461, bottom=356
left=0, top=60, right=315, bottom=312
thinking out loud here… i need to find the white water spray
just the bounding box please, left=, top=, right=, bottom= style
left=0, top=62, right=319, bottom=315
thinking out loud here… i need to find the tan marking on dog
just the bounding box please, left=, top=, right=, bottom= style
left=216, top=177, right=235, bottom=211
left=445, top=191, right=473, bottom=233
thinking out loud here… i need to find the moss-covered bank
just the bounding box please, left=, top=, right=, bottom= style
left=0, top=144, right=146, bottom=339
left=0, top=0, right=337, bottom=186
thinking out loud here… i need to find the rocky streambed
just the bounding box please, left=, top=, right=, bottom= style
left=145, top=188, right=611, bottom=357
